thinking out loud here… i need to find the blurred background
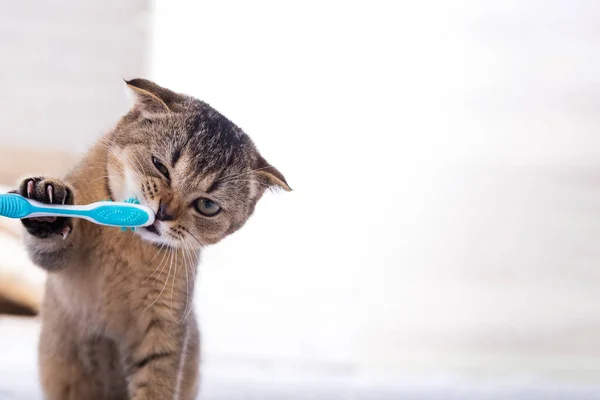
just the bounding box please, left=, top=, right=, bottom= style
left=2, top=0, right=600, bottom=399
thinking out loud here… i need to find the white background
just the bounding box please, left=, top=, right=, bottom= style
left=150, top=0, right=600, bottom=379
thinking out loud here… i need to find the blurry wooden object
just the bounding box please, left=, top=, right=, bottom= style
left=0, top=215, right=21, bottom=239
left=0, top=147, right=78, bottom=185
left=0, top=150, right=77, bottom=316
left=0, top=222, right=45, bottom=316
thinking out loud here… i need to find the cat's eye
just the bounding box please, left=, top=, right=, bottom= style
left=152, top=156, right=170, bottom=180
left=194, top=198, right=221, bottom=216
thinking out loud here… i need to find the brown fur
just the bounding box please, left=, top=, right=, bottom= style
left=17, top=79, right=289, bottom=399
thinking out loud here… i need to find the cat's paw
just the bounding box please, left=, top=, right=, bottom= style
left=17, top=177, right=74, bottom=239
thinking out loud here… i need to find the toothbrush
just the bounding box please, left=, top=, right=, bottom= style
left=0, top=193, right=155, bottom=229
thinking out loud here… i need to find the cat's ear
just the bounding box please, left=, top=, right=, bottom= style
left=255, top=154, right=291, bottom=192
left=124, top=78, right=181, bottom=115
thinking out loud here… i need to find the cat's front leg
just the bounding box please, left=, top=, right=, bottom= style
left=123, top=320, right=193, bottom=400
left=16, top=177, right=79, bottom=271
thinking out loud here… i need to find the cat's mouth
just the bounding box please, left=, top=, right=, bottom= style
left=136, top=220, right=169, bottom=246
left=144, top=223, right=159, bottom=235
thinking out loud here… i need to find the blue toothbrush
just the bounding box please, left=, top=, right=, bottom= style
left=0, top=193, right=155, bottom=229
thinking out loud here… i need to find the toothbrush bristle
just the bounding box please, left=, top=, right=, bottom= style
left=92, top=196, right=149, bottom=231
left=119, top=198, right=141, bottom=231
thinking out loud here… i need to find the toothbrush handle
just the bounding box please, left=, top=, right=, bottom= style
left=25, top=200, right=94, bottom=218
left=0, top=193, right=85, bottom=219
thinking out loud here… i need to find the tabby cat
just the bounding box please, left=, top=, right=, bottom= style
left=16, top=79, right=289, bottom=400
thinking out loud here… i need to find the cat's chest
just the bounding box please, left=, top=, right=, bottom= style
left=54, top=241, right=157, bottom=327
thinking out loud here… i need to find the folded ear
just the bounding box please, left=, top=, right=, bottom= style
left=255, top=154, right=291, bottom=192
left=124, top=78, right=182, bottom=115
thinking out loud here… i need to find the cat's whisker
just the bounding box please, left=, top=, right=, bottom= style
left=121, top=154, right=145, bottom=183
left=224, top=174, right=270, bottom=184
left=177, top=240, right=197, bottom=325
left=183, top=242, right=192, bottom=320
left=69, top=163, right=106, bottom=172
left=91, top=147, right=143, bottom=185
left=86, top=175, right=113, bottom=184
left=179, top=239, right=199, bottom=325
left=71, top=157, right=148, bottom=196
left=145, top=247, right=175, bottom=312
left=215, top=177, right=273, bottom=192
left=143, top=250, right=170, bottom=312
left=97, top=138, right=146, bottom=184
left=180, top=240, right=194, bottom=322
left=115, top=144, right=147, bottom=183
left=217, top=166, right=274, bottom=185
left=149, top=243, right=172, bottom=288
left=69, top=171, right=120, bottom=194
left=164, top=230, right=194, bottom=322
left=67, top=164, right=110, bottom=180
left=126, top=149, right=147, bottom=183
left=142, top=243, right=167, bottom=283
left=176, top=249, right=189, bottom=324
left=181, top=227, right=205, bottom=249
left=144, top=243, right=171, bottom=310
left=175, top=241, right=191, bottom=324
left=220, top=167, right=267, bottom=182
left=170, top=247, right=180, bottom=321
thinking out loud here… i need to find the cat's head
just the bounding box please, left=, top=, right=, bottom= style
left=105, top=79, right=290, bottom=249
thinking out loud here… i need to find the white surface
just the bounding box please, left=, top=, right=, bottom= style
left=2, top=317, right=600, bottom=400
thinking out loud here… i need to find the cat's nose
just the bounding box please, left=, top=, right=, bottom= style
left=156, top=200, right=176, bottom=221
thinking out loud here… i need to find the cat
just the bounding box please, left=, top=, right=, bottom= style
left=15, top=78, right=290, bottom=400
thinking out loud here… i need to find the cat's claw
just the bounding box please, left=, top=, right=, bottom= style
left=17, top=177, right=75, bottom=239
left=27, top=181, right=34, bottom=198
left=60, top=225, right=71, bottom=240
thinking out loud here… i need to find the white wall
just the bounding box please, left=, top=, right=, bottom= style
left=0, top=0, right=149, bottom=154
left=151, top=0, right=600, bottom=380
